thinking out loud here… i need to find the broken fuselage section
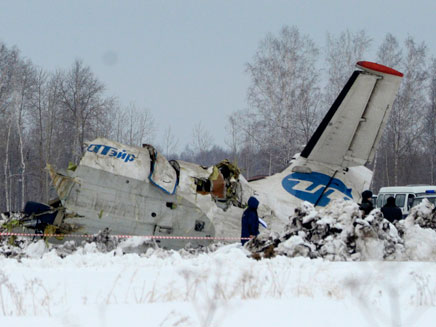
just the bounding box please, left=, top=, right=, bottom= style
left=46, top=138, right=254, bottom=248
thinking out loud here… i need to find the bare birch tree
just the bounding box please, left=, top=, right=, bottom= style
left=161, top=125, right=179, bottom=158
left=388, top=37, right=427, bottom=185
left=26, top=69, right=64, bottom=202
left=3, top=117, right=13, bottom=211
left=57, top=59, right=112, bottom=162
left=372, top=35, right=428, bottom=189
left=109, top=103, right=155, bottom=147
left=372, top=34, right=403, bottom=189
left=126, top=104, right=155, bottom=146
left=13, top=61, right=37, bottom=208
left=191, top=121, right=212, bottom=154
left=424, top=58, right=436, bottom=183
left=109, top=102, right=127, bottom=143
left=225, top=116, right=242, bottom=165
left=0, top=43, right=20, bottom=211
left=324, top=29, right=372, bottom=107
left=240, top=26, right=321, bottom=172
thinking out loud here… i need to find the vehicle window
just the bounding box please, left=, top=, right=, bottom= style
left=395, top=194, right=406, bottom=208
left=381, top=194, right=394, bottom=207
left=383, top=194, right=395, bottom=206
left=376, top=194, right=383, bottom=208
left=412, top=198, right=423, bottom=207
left=412, top=197, right=436, bottom=207
left=407, top=194, right=415, bottom=209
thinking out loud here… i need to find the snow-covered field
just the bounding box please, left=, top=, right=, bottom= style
left=2, top=200, right=436, bottom=327
left=2, top=243, right=436, bottom=326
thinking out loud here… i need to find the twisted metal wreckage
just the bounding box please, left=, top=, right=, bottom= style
left=6, top=61, right=404, bottom=249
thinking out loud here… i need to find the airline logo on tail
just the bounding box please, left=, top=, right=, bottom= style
left=282, top=172, right=353, bottom=207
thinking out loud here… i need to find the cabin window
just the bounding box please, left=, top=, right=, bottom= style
left=395, top=194, right=406, bottom=208
left=166, top=202, right=176, bottom=209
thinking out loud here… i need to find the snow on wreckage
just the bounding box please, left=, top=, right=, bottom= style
left=3, top=197, right=436, bottom=262
left=1, top=61, right=408, bottom=254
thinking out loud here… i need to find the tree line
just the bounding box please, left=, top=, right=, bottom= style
left=1, top=26, right=435, bottom=211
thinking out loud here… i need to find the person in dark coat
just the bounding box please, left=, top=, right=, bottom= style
left=381, top=196, right=403, bottom=223
left=359, top=190, right=374, bottom=216
left=241, top=196, right=260, bottom=245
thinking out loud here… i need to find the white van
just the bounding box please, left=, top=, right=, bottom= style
left=376, top=185, right=436, bottom=217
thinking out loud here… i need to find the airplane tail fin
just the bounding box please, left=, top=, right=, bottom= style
left=300, top=61, right=403, bottom=168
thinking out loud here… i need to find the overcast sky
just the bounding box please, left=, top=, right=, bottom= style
left=1, top=0, right=435, bottom=152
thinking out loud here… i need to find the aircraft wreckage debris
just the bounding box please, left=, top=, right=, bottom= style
left=1, top=199, right=436, bottom=261
left=245, top=199, right=436, bottom=261
left=1, top=61, right=405, bottom=250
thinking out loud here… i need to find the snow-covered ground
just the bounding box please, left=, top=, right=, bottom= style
left=2, top=200, right=436, bottom=326
left=2, top=243, right=436, bottom=326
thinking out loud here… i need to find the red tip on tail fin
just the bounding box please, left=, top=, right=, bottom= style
left=357, top=61, right=403, bottom=77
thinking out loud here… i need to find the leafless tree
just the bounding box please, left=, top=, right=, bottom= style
left=239, top=26, right=321, bottom=173
left=372, top=35, right=428, bottom=189
left=25, top=69, right=66, bottom=203
left=3, top=116, right=13, bottom=211
left=389, top=37, right=427, bottom=185
left=0, top=43, right=20, bottom=211
left=109, top=103, right=155, bottom=147
left=423, top=58, right=436, bottom=183
left=57, top=59, right=113, bottom=162
left=377, top=33, right=403, bottom=68
left=225, top=116, right=242, bottom=165
left=192, top=121, right=213, bottom=154
left=160, top=125, right=179, bottom=158
left=372, top=34, right=403, bottom=189
left=0, top=44, right=35, bottom=211
left=324, top=29, right=372, bottom=107
left=126, top=104, right=155, bottom=146
left=109, top=102, right=127, bottom=144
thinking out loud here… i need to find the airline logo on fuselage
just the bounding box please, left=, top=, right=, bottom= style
left=282, top=172, right=353, bottom=207
left=87, top=144, right=136, bottom=163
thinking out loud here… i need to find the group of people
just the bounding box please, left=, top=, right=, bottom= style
left=359, top=190, right=402, bottom=222
left=241, top=190, right=404, bottom=246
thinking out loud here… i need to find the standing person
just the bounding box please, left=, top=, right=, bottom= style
left=381, top=196, right=403, bottom=223
left=359, top=190, right=374, bottom=216
left=241, top=196, right=260, bottom=245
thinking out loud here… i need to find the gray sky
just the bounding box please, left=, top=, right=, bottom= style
left=1, top=0, right=435, bottom=152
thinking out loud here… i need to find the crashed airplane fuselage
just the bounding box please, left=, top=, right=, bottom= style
left=45, top=61, right=403, bottom=248
left=47, top=141, right=253, bottom=248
